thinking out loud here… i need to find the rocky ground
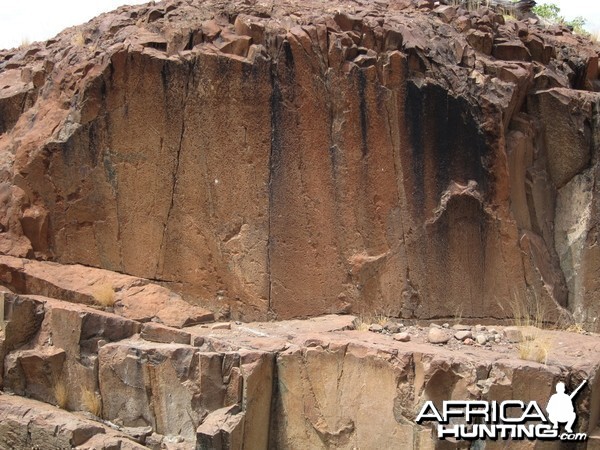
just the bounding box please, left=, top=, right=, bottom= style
left=1, top=254, right=600, bottom=448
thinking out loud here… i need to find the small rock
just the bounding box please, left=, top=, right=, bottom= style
left=383, top=321, right=401, bottom=334
left=454, top=330, right=472, bottom=341
left=164, top=434, right=184, bottom=443
left=212, top=322, right=231, bottom=330
left=455, top=15, right=472, bottom=33
left=476, top=334, right=487, bottom=345
left=393, top=332, right=411, bottom=342
left=122, top=426, right=153, bottom=443
left=369, top=324, right=383, bottom=332
left=464, top=338, right=475, bottom=345
left=475, top=324, right=487, bottom=332
left=494, top=335, right=501, bottom=343
left=489, top=328, right=499, bottom=334
left=442, top=322, right=450, bottom=328
left=452, top=324, right=471, bottom=331
left=434, top=5, right=457, bottom=23
left=428, top=327, right=450, bottom=344
left=146, top=433, right=164, bottom=449
left=503, top=326, right=523, bottom=343
left=192, top=336, right=205, bottom=347
left=430, top=323, right=442, bottom=328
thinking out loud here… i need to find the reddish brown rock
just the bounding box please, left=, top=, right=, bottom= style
left=0, top=0, right=598, bottom=332
left=0, top=255, right=214, bottom=327
left=466, top=29, right=493, bottom=54
left=140, top=322, right=191, bottom=345
left=493, top=40, right=532, bottom=61
left=0, top=394, right=145, bottom=449
left=2, top=305, right=600, bottom=449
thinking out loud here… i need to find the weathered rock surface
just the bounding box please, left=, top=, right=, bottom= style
left=0, top=254, right=214, bottom=327
left=0, top=393, right=146, bottom=449
left=1, top=288, right=600, bottom=449
left=0, top=0, right=598, bottom=328
left=1, top=0, right=600, bottom=446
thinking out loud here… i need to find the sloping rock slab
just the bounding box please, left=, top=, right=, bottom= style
left=0, top=393, right=145, bottom=449
left=0, top=255, right=213, bottom=327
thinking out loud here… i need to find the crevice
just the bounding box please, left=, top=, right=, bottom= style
left=384, top=89, right=418, bottom=318
left=155, top=59, right=195, bottom=280
left=266, top=59, right=280, bottom=316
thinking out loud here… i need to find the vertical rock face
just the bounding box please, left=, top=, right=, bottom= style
left=0, top=0, right=599, bottom=327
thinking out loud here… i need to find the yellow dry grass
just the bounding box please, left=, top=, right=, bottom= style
left=52, top=376, right=68, bottom=409
left=81, top=388, right=102, bottom=417
left=517, top=332, right=552, bottom=364
left=92, top=284, right=116, bottom=308
left=499, top=291, right=553, bottom=364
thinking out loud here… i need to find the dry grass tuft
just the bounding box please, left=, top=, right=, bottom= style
left=453, top=304, right=464, bottom=326
left=53, top=376, right=68, bottom=409
left=81, top=388, right=102, bottom=417
left=566, top=322, right=586, bottom=334
left=92, top=284, right=116, bottom=308
left=354, top=309, right=392, bottom=330
left=356, top=320, right=370, bottom=331
left=499, top=291, right=553, bottom=364
left=518, top=332, right=552, bottom=364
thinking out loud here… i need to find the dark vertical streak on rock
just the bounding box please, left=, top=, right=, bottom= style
left=405, top=82, right=425, bottom=217
left=155, top=59, right=195, bottom=279
left=267, top=62, right=283, bottom=316
left=267, top=40, right=295, bottom=315
left=358, top=70, right=369, bottom=158
left=431, top=85, right=450, bottom=194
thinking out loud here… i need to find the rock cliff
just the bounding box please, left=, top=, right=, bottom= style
left=3, top=1, right=600, bottom=447
left=0, top=0, right=599, bottom=326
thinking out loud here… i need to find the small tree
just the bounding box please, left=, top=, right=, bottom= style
left=532, top=2, right=590, bottom=36
left=532, top=3, right=561, bottom=21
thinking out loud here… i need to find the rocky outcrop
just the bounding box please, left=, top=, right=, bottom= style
left=0, top=394, right=147, bottom=449
left=0, top=254, right=215, bottom=326
left=0, top=0, right=599, bottom=327
left=3, top=1, right=600, bottom=448
left=1, top=291, right=599, bottom=449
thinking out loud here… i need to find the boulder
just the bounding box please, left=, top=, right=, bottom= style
left=393, top=332, right=411, bottom=342
left=196, top=405, right=245, bottom=449
left=454, top=330, right=472, bottom=341
left=427, top=327, right=450, bottom=344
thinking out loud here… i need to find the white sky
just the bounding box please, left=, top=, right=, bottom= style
left=545, top=0, right=600, bottom=33
left=0, top=0, right=598, bottom=51
left=0, top=0, right=148, bottom=50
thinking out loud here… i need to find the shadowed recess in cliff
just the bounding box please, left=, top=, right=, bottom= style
left=404, top=81, right=489, bottom=219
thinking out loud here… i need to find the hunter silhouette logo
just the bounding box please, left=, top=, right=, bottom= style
left=547, top=380, right=587, bottom=434
left=416, top=379, right=588, bottom=441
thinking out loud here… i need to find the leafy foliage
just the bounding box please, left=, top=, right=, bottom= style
left=532, top=3, right=561, bottom=20
left=532, top=2, right=590, bottom=36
